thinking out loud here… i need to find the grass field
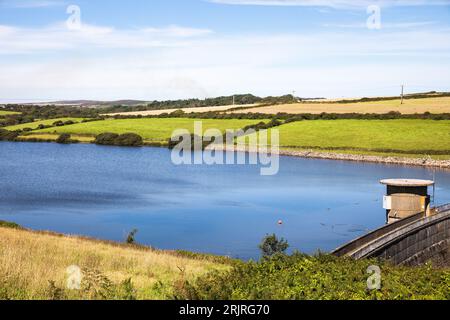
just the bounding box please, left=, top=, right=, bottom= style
left=234, top=97, right=450, bottom=115
left=0, top=110, right=20, bottom=116
left=244, top=120, right=450, bottom=155
left=5, top=118, right=85, bottom=131
left=36, top=118, right=264, bottom=141
left=0, top=226, right=228, bottom=300
left=105, top=104, right=258, bottom=116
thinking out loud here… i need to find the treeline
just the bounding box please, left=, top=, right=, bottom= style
left=102, top=94, right=298, bottom=113
left=111, top=110, right=450, bottom=121
left=0, top=105, right=99, bottom=127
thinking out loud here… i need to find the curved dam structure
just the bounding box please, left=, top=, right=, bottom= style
left=333, top=204, right=450, bottom=267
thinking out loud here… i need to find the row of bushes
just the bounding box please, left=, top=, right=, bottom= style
left=167, top=118, right=284, bottom=151
left=111, top=110, right=450, bottom=122
left=18, top=118, right=104, bottom=133
left=94, top=132, right=143, bottom=147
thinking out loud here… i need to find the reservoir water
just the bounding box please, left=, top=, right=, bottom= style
left=1, top=141, right=450, bottom=260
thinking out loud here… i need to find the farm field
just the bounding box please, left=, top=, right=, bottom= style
left=0, top=110, right=20, bottom=116
left=0, top=225, right=227, bottom=300
left=233, top=97, right=450, bottom=115
left=35, top=118, right=264, bottom=141
left=5, top=118, right=85, bottom=131
left=244, top=120, right=450, bottom=155
left=105, top=104, right=258, bottom=116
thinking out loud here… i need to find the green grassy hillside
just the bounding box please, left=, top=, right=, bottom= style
left=36, top=118, right=263, bottom=141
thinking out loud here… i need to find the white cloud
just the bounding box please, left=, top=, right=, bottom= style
left=0, top=22, right=449, bottom=100
left=323, top=21, right=438, bottom=29
left=207, top=0, right=450, bottom=8
left=0, top=0, right=66, bottom=8
left=0, top=23, right=214, bottom=54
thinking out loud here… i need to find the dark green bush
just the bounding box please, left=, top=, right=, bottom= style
left=168, top=134, right=205, bottom=150
left=0, top=129, right=19, bottom=141
left=94, top=132, right=120, bottom=145
left=126, top=229, right=138, bottom=244
left=56, top=133, right=72, bottom=144
left=114, top=133, right=143, bottom=147
left=259, top=234, right=289, bottom=258
left=94, top=132, right=143, bottom=147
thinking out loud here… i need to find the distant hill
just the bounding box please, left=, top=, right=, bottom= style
left=48, top=100, right=151, bottom=108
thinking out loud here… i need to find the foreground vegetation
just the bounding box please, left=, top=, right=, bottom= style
left=176, top=253, right=450, bottom=300
left=0, top=225, right=448, bottom=300
left=0, top=226, right=228, bottom=300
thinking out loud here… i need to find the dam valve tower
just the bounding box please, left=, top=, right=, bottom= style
left=380, top=179, right=435, bottom=224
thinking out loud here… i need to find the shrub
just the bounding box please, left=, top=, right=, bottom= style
left=259, top=234, right=289, bottom=258
left=0, top=129, right=19, bottom=141
left=94, top=132, right=143, bottom=147
left=126, top=229, right=138, bottom=244
left=94, top=132, right=119, bottom=145
left=168, top=134, right=205, bottom=150
left=114, top=133, right=143, bottom=147
left=56, top=133, right=72, bottom=144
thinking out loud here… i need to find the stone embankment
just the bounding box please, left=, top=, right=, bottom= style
left=208, top=144, right=450, bottom=169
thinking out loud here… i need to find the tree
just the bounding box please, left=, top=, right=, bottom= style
left=259, top=234, right=289, bottom=258
left=126, top=229, right=138, bottom=244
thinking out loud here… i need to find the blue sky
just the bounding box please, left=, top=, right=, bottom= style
left=1, top=0, right=450, bottom=102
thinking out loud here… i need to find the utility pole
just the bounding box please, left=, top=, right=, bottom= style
left=232, top=95, right=235, bottom=106
left=401, top=85, right=404, bottom=104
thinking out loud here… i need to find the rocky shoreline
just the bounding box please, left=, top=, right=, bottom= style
left=209, top=145, right=450, bottom=169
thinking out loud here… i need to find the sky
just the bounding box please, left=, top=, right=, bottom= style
left=0, top=0, right=450, bottom=102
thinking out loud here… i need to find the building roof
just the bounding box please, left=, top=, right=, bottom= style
left=380, top=179, right=435, bottom=187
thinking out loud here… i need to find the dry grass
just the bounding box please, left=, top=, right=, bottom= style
left=104, top=104, right=258, bottom=116
left=0, top=227, right=228, bottom=300
left=18, top=133, right=95, bottom=143
left=233, top=97, right=450, bottom=115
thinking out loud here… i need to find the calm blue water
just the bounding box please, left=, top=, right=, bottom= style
left=1, top=141, right=450, bottom=260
